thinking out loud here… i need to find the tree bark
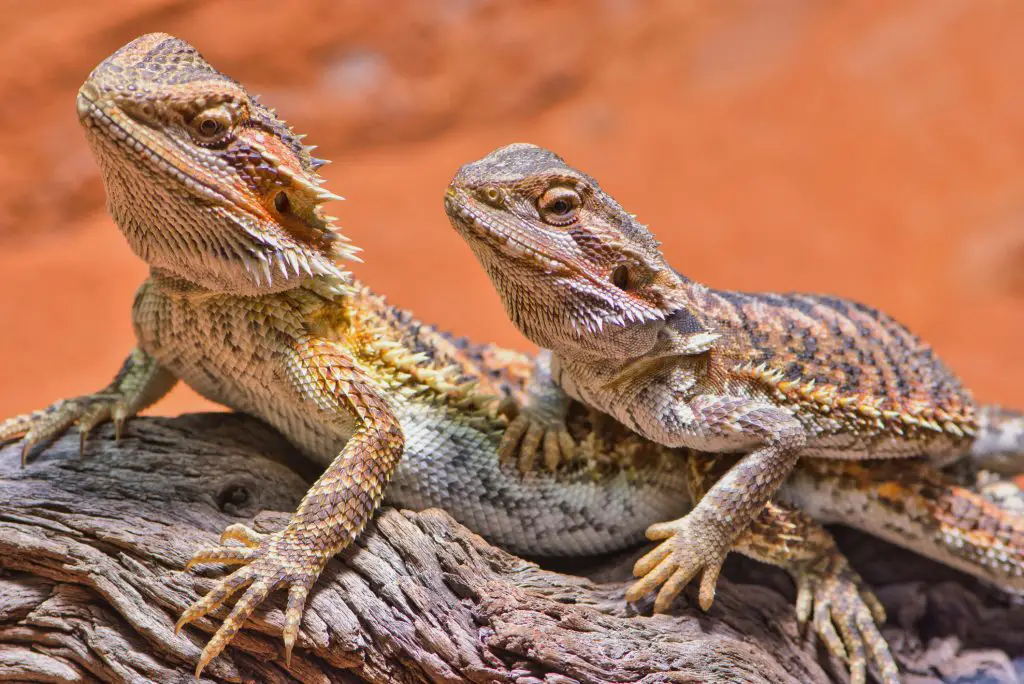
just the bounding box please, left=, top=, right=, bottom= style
left=0, top=415, right=1020, bottom=683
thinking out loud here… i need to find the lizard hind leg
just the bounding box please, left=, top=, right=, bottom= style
left=740, top=496, right=898, bottom=684
left=794, top=551, right=896, bottom=684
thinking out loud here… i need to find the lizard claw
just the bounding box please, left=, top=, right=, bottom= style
left=625, top=516, right=727, bottom=612
left=178, top=525, right=325, bottom=676
left=499, top=411, right=576, bottom=474
left=0, top=395, right=127, bottom=465
left=795, top=555, right=897, bottom=684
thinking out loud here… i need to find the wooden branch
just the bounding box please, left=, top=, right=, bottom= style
left=1, top=415, right=1020, bottom=683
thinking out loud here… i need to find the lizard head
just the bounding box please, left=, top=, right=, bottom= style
left=445, top=143, right=688, bottom=358
left=76, top=33, right=357, bottom=295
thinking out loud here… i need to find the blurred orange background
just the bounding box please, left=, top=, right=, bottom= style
left=0, top=1, right=1021, bottom=419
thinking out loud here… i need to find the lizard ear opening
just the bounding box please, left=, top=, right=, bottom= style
left=610, top=264, right=630, bottom=290
left=274, top=191, right=291, bottom=215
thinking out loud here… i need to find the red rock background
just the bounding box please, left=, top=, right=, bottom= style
left=1, top=1, right=1022, bottom=419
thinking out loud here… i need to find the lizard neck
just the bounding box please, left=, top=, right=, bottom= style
left=148, top=267, right=354, bottom=301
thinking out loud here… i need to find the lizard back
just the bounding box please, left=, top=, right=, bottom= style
left=691, top=285, right=976, bottom=450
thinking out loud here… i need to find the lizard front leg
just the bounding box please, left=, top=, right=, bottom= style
left=0, top=347, right=177, bottom=464
left=648, top=453, right=899, bottom=684
left=626, top=395, right=805, bottom=611
left=175, top=335, right=404, bottom=676
left=497, top=350, right=577, bottom=472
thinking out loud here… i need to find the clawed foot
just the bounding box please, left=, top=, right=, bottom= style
left=624, top=516, right=727, bottom=613
left=176, top=523, right=325, bottom=676
left=0, top=395, right=130, bottom=465
left=498, top=400, right=576, bottom=473
left=795, top=556, right=898, bottom=684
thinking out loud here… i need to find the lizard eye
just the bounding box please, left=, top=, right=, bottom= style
left=191, top=105, right=233, bottom=144
left=199, top=118, right=220, bottom=136
left=538, top=187, right=581, bottom=226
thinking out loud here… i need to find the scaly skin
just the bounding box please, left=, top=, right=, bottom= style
left=0, top=34, right=872, bottom=678
left=1, top=36, right=1021, bottom=683
left=444, top=144, right=1024, bottom=619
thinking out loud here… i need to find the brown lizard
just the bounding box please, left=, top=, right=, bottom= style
left=445, top=142, right=1024, bottom=616
left=1, top=35, right=1022, bottom=683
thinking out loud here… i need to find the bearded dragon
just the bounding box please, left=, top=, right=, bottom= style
left=445, top=142, right=1024, bottom=622
left=2, top=36, right=1022, bottom=684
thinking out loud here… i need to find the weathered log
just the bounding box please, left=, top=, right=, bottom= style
left=0, top=415, right=1020, bottom=683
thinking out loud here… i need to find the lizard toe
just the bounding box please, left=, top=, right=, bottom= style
left=76, top=402, right=114, bottom=455
left=219, top=523, right=265, bottom=547
left=799, top=557, right=897, bottom=684
left=2, top=395, right=136, bottom=465
left=517, top=421, right=544, bottom=473
left=653, top=566, right=695, bottom=613
left=283, top=585, right=310, bottom=666
left=179, top=526, right=328, bottom=674
left=857, top=606, right=899, bottom=684
left=542, top=430, right=562, bottom=471
left=498, top=414, right=530, bottom=467
left=812, top=598, right=847, bottom=662
left=542, top=426, right=576, bottom=471
left=556, top=428, right=576, bottom=462
left=185, top=545, right=256, bottom=568
left=696, top=560, right=723, bottom=611
left=834, top=615, right=867, bottom=684
left=630, top=517, right=728, bottom=612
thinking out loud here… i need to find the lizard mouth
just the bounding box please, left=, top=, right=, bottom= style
left=445, top=186, right=657, bottom=304
left=445, top=186, right=673, bottom=333
left=444, top=188, right=573, bottom=275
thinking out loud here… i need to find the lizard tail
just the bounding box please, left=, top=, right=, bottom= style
left=783, top=460, right=1024, bottom=596
left=969, top=404, right=1024, bottom=476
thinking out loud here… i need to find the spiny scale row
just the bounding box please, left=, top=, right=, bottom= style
left=741, top=362, right=976, bottom=437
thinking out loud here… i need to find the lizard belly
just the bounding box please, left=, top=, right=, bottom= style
left=389, top=399, right=692, bottom=556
